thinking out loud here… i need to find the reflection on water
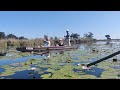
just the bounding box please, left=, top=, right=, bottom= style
left=0, top=55, right=45, bottom=66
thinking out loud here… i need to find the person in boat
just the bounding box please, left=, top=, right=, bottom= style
left=58, top=39, right=64, bottom=46
left=44, top=37, right=51, bottom=47
left=43, top=36, right=51, bottom=59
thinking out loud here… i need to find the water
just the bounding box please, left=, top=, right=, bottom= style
left=73, top=62, right=89, bottom=66
left=111, top=65, right=120, bottom=70
left=3, top=70, right=41, bottom=79
left=0, top=68, right=5, bottom=73
left=1, top=66, right=49, bottom=79
left=85, top=67, right=104, bottom=78
left=0, top=55, right=45, bottom=66
left=73, top=67, right=104, bottom=78
left=0, top=41, right=120, bottom=79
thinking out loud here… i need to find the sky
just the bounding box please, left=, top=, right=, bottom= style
left=0, top=11, right=120, bottom=39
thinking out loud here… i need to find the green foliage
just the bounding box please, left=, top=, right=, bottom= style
left=84, top=32, right=93, bottom=39
left=6, top=34, right=18, bottom=39
left=70, top=33, right=80, bottom=39
left=54, top=36, right=59, bottom=45
left=105, top=35, right=111, bottom=40
left=19, top=36, right=27, bottom=40
left=101, top=68, right=118, bottom=79
left=0, top=32, right=6, bottom=39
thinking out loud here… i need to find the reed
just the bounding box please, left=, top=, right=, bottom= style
left=0, top=38, right=96, bottom=50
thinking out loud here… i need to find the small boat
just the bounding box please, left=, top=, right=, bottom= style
left=16, top=45, right=79, bottom=52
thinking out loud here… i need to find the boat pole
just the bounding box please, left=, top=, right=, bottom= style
left=86, top=50, right=120, bottom=67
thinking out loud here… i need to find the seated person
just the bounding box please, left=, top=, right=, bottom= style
left=58, top=39, right=64, bottom=46
left=44, top=37, right=51, bottom=47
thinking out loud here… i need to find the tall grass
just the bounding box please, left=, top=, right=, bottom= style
left=0, top=38, right=44, bottom=50
left=0, top=38, right=96, bottom=51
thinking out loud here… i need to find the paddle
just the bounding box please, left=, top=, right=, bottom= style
left=85, top=50, right=120, bottom=68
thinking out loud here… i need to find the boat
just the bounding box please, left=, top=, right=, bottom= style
left=16, top=45, right=79, bottom=52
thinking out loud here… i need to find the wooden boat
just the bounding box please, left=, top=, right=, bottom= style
left=16, top=45, right=79, bottom=52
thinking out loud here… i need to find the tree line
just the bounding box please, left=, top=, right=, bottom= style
left=0, top=31, right=112, bottom=50
left=0, top=31, right=95, bottom=40
left=0, top=32, right=27, bottom=40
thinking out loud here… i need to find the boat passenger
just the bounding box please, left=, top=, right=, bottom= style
left=58, top=39, right=64, bottom=46
left=44, top=37, right=51, bottom=47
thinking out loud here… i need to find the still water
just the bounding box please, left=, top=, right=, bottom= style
left=0, top=41, right=120, bottom=79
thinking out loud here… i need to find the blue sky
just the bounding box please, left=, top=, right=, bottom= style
left=0, top=11, right=120, bottom=39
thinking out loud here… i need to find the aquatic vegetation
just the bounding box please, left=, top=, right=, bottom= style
left=0, top=56, right=7, bottom=60
left=78, top=74, right=97, bottom=79
left=41, top=73, right=52, bottom=79
left=97, top=61, right=112, bottom=69
left=49, top=64, right=62, bottom=70
left=0, top=51, right=32, bottom=60
left=25, top=59, right=39, bottom=65
left=0, top=62, right=32, bottom=77
left=73, top=65, right=83, bottom=69
left=38, top=71, right=45, bottom=75
left=13, top=66, right=31, bottom=71
left=2, top=65, right=11, bottom=69
left=101, top=68, right=118, bottom=79
left=46, top=68, right=56, bottom=73
left=0, top=69, right=15, bottom=76
left=18, top=52, right=32, bottom=57
left=1, top=42, right=120, bottom=79
left=40, top=64, right=75, bottom=79
left=41, top=64, right=98, bottom=79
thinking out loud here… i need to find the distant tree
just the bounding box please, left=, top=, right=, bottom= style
left=105, top=35, right=111, bottom=40
left=44, top=35, right=48, bottom=40
left=70, top=33, right=80, bottom=39
left=54, top=36, right=59, bottom=45
left=0, top=32, right=6, bottom=39
left=7, top=34, right=18, bottom=39
left=50, top=37, right=53, bottom=40
left=84, top=32, right=93, bottom=39
left=88, top=32, right=93, bottom=38
left=50, top=37, right=54, bottom=46
left=84, top=33, right=88, bottom=38
left=19, top=36, right=28, bottom=40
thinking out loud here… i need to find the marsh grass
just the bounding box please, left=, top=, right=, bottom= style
left=0, top=39, right=44, bottom=51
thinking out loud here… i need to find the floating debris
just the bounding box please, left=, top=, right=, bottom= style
left=31, top=67, right=36, bottom=71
